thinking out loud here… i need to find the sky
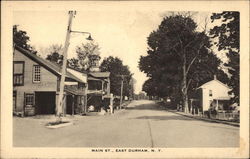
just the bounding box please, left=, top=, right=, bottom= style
left=13, top=7, right=215, bottom=94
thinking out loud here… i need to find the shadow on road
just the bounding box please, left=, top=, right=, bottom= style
left=133, top=115, right=194, bottom=121
left=126, top=103, right=163, bottom=110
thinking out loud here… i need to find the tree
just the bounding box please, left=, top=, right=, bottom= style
left=139, top=14, right=227, bottom=113
left=129, top=77, right=136, bottom=100
left=76, top=42, right=101, bottom=71
left=210, top=11, right=239, bottom=104
left=100, top=56, right=133, bottom=97
left=45, top=44, right=64, bottom=65
left=68, top=57, right=80, bottom=69
left=13, top=25, right=37, bottom=54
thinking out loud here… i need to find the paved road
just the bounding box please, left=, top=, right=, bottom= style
left=13, top=100, right=239, bottom=147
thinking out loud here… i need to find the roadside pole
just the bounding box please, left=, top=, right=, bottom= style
left=117, top=74, right=131, bottom=109
left=56, top=11, right=75, bottom=121
left=84, top=83, right=88, bottom=115
left=119, top=77, right=124, bottom=109
left=110, top=93, right=113, bottom=113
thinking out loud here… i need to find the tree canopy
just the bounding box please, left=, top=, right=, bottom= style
left=100, top=56, right=133, bottom=97
left=139, top=14, right=228, bottom=110
left=76, top=42, right=101, bottom=71
left=45, top=42, right=101, bottom=71
left=13, top=25, right=37, bottom=54
left=45, top=44, right=64, bottom=65
left=210, top=11, right=239, bottom=104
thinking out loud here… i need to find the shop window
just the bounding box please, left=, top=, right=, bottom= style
left=13, top=61, right=24, bottom=86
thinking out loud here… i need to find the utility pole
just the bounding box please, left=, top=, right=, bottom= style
left=83, top=83, right=88, bottom=115
left=56, top=11, right=75, bottom=120
left=120, top=76, right=124, bottom=109
left=117, top=74, right=130, bottom=109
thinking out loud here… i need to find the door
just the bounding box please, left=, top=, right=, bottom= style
left=35, top=92, right=56, bottom=114
left=24, top=93, right=35, bottom=116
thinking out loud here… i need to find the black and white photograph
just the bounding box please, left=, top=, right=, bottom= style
left=1, top=1, right=249, bottom=158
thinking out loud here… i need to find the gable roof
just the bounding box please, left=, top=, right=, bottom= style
left=198, top=79, right=230, bottom=89
left=15, top=46, right=85, bottom=83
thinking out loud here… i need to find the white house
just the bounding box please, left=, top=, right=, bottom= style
left=198, top=75, right=231, bottom=112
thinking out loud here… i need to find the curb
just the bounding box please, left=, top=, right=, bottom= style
left=166, top=109, right=240, bottom=127
left=45, top=121, right=73, bottom=129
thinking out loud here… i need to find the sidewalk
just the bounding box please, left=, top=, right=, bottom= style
left=166, top=109, right=240, bottom=127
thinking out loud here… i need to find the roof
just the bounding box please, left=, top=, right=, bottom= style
left=89, top=72, right=110, bottom=78
left=67, top=68, right=87, bottom=83
left=15, top=46, right=85, bottom=83
left=198, top=79, right=230, bottom=89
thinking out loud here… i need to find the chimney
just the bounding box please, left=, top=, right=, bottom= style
left=214, top=75, right=217, bottom=80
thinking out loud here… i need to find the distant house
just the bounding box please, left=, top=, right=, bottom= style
left=13, top=46, right=87, bottom=116
left=197, top=76, right=231, bottom=112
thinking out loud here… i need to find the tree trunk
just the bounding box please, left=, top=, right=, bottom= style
left=182, top=53, right=189, bottom=113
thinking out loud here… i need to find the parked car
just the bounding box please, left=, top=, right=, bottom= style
left=88, top=105, right=95, bottom=112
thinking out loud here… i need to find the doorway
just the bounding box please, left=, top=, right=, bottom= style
left=35, top=92, right=56, bottom=114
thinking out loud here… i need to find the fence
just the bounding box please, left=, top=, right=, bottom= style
left=203, top=111, right=239, bottom=122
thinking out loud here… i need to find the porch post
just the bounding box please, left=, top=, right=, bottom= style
left=84, top=83, right=88, bottom=115
left=72, top=95, right=75, bottom=116
left=107, top=78, right=110, bottom=95
left=63, top=93, right=67, bottom=117
left=110, top=93, right=114, bottom=114
left=216, top=99, right=219, bottom=110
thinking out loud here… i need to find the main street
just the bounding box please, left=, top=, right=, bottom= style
left=13, top=100, right=239, bottom=147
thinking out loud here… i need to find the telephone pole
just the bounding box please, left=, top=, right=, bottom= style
left=56, top=11, right=93, bottom=119
left=117, top=74, right=130, bottom=109
left=57, top=11, right=75, bottom=119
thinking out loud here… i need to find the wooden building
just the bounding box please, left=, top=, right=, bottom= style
left=87, top=72, right=111, bottom=111
left=196, top=75, right=231, bottom=113
left=13, top=46, right=87, bottom=116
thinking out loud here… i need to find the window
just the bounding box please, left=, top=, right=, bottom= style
left=13, top=61, right=24, bottom=86
left=25, top=94, right=34, bottom=107
left=33, top=65, right=41, bottom=82
left=209, top=90, right=213, bottom=96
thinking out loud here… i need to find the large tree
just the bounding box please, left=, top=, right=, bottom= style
left=76, top=42, right=101, bottom=71
left=100, top=56, right=133, bottom=97
left=45, top=42, right=99, bottom=71
left=139, top=14, right=227, bottom=113
left=13, top=25, right=37, bottom=54
left=210, top=11, right=239, bottom=104
left=45, top=44, right=64, bottom=65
